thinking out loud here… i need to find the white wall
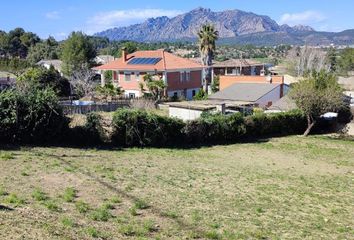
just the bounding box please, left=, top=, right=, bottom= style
left=169, top=107, right=204, bottom=121
left=256, top=85, right=281, bottom=107
left=124, top=90, right=141, bottom=98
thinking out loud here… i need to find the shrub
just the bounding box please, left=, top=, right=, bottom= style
left=45, top=200, right=61, bottom=212
left=0, top=87, right=68, bottom=143
left=245, top=110, right=306, bottom=137
left=112, top=108, right=185, bottom=146
left=183, top=112, right=246, bottom=143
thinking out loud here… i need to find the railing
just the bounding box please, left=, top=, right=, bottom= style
left=61, top=102, right=130, bottom=115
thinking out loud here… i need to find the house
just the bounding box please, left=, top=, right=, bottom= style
left=209, top=82, right=287, bottom=108
left=212, top=59, right=266, bottom=77
left=37, top=59, right=63, bottom=75
left=94, top=49, right=204, bottom=99
left=94, top=55, right=115, bottom=65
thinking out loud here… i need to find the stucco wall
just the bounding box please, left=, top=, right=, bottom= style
left=219, top=75, right=284, bottom=91
left=169, top=107, right=204, bottom=121
left=167, top=70, right=202, bottom=91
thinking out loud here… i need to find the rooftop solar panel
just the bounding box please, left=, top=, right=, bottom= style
left=128, top=58, right=162, bottom=65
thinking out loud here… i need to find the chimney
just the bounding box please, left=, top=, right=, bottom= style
left=122, top=47, right=127, bottom=63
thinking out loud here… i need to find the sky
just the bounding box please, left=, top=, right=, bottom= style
left=1, top=0, right=353, bottom=40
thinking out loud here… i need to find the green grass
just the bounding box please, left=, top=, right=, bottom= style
left=0, top=135, right=353, bottom=239
left=31, top=188, right=48, bottom=202
left=75, top=200, right=90, bottom=214
left=62, top=187, right=77, bottom=202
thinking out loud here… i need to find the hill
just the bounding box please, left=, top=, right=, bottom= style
left=95, top=8, right=354, bottom=46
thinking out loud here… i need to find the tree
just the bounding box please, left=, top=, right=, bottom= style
left=289, top=70, right=344, bottom=136
left=27, top=37, right=59, bottom=64
left=69, top=66, right=98, bottom=98
left=61, top=32, right=96, bottom=76
left=17, top=66, right=70, bottom=96
left=338, top=48, right=354, bottom=74
left=140, top=74, right=166, bottom=102
left=326, top=47, right=337, bottom=73
left=287, top=46, right=329, bottom=76
left=198, top=24, right=219, bottom=92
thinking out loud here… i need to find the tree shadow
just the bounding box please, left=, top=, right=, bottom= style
left=0, top=205, right=14, bottom=211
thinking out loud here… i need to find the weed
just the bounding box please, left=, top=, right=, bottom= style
left=5, top=193, right=25, bottom=206
left=0, top=152, right=14, bottom=161
left=62, top=187, right=77, bottom=202
left=75, top=200, right=90, bottom=214
left=0, top=186, right=7, bottom=196
left=134, top=199, right=149, bottom=210
left=129, top=206, right=138, bottom=216
left=86, top=227, right=103, bottom=238
left=90, top=207, right=113, bottom=221
left=143, top=219, right=158, bottom=232
left=61, top=217, right=75, bottom=228
left=32, top=188, right=48, bottom=202
left=45, top=200, right=61, bottom=212
left=205, top=230, right=222, bottom=239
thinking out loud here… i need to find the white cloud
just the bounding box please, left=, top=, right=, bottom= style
left=86, top=9, right=183, bottom=34
left=279, top=11, right=326, bottom=26
left=45, top=11, right=61, bottom=20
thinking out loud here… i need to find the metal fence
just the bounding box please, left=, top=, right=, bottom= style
left=61, top=102, right=130, bottom=115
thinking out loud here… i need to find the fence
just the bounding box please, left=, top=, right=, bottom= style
left=61, top=102, right=130, bottom=115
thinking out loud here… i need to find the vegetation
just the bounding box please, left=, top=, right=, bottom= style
left=198, top=24, right=219, bottom=91
left=140, top=74, right=166, bottom=102
left=60, top=32, right=96, bottom=76
left=0, top=87, right=68, bottom=143
left=0, top=136, right=353, bottom=239
left=289, top=70, right=346, bottom=136
left=26, top=37, right=60, bottom=64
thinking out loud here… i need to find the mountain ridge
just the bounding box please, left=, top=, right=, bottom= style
left=95, top=7, right=354, bottom=46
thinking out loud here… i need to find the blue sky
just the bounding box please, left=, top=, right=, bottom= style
left=1, top=0, right=353, bottom=40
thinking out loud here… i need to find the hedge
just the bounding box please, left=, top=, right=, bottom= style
left=111, top=108, right=185, bottom=146
left=111, top=109, right=307, bottom=147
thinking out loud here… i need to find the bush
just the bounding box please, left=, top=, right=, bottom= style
left=245, top=110, right=307, bottom=137
left=0, top=88, right=68, bottom=143
left=183, top=112, right=246, bottom=143
left=112, top=109, right=185, bottom=146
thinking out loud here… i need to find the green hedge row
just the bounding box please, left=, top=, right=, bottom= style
left=111, top=109, right=307, bottom=146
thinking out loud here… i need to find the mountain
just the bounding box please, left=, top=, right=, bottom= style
left=95, top=7, right=354, bottom=46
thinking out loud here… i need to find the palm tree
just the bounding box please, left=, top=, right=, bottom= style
left=198, top=24, right=219, bottom=92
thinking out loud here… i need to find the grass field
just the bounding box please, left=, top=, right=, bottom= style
left=0, top=136, right=353, bottom=239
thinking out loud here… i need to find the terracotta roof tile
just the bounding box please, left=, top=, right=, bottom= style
left=94, top=50, right=203, bottom=71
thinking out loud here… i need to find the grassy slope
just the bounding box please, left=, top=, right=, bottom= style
left=0, top=136, right=353, bottom=239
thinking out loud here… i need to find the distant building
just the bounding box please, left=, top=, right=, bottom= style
left=37, top=59, right=63, bottom=75
left=94, top=55, right=115, bottom=65
left=94, top=49, right=204, bottom=99
left=212, top=59, right=266, bottom=77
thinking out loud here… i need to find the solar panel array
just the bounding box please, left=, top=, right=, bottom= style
left=128, top=58, right=162, bottom=65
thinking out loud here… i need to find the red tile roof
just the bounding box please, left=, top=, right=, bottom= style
left=94, top=50, right=203, bottom=71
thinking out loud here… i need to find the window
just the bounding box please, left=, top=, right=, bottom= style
left=173, top=92, right=178, bottom=97
left=135, top=72, right=140, bottom=81
left=124, top=72, right=131, bottom=81
left=192, top=90, right=196, bottom=97
left=129, top=93, right=136, bottom=99
left=186, top=71, right=191, bottom=81
left=113, top=71, right=118, bottom=81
